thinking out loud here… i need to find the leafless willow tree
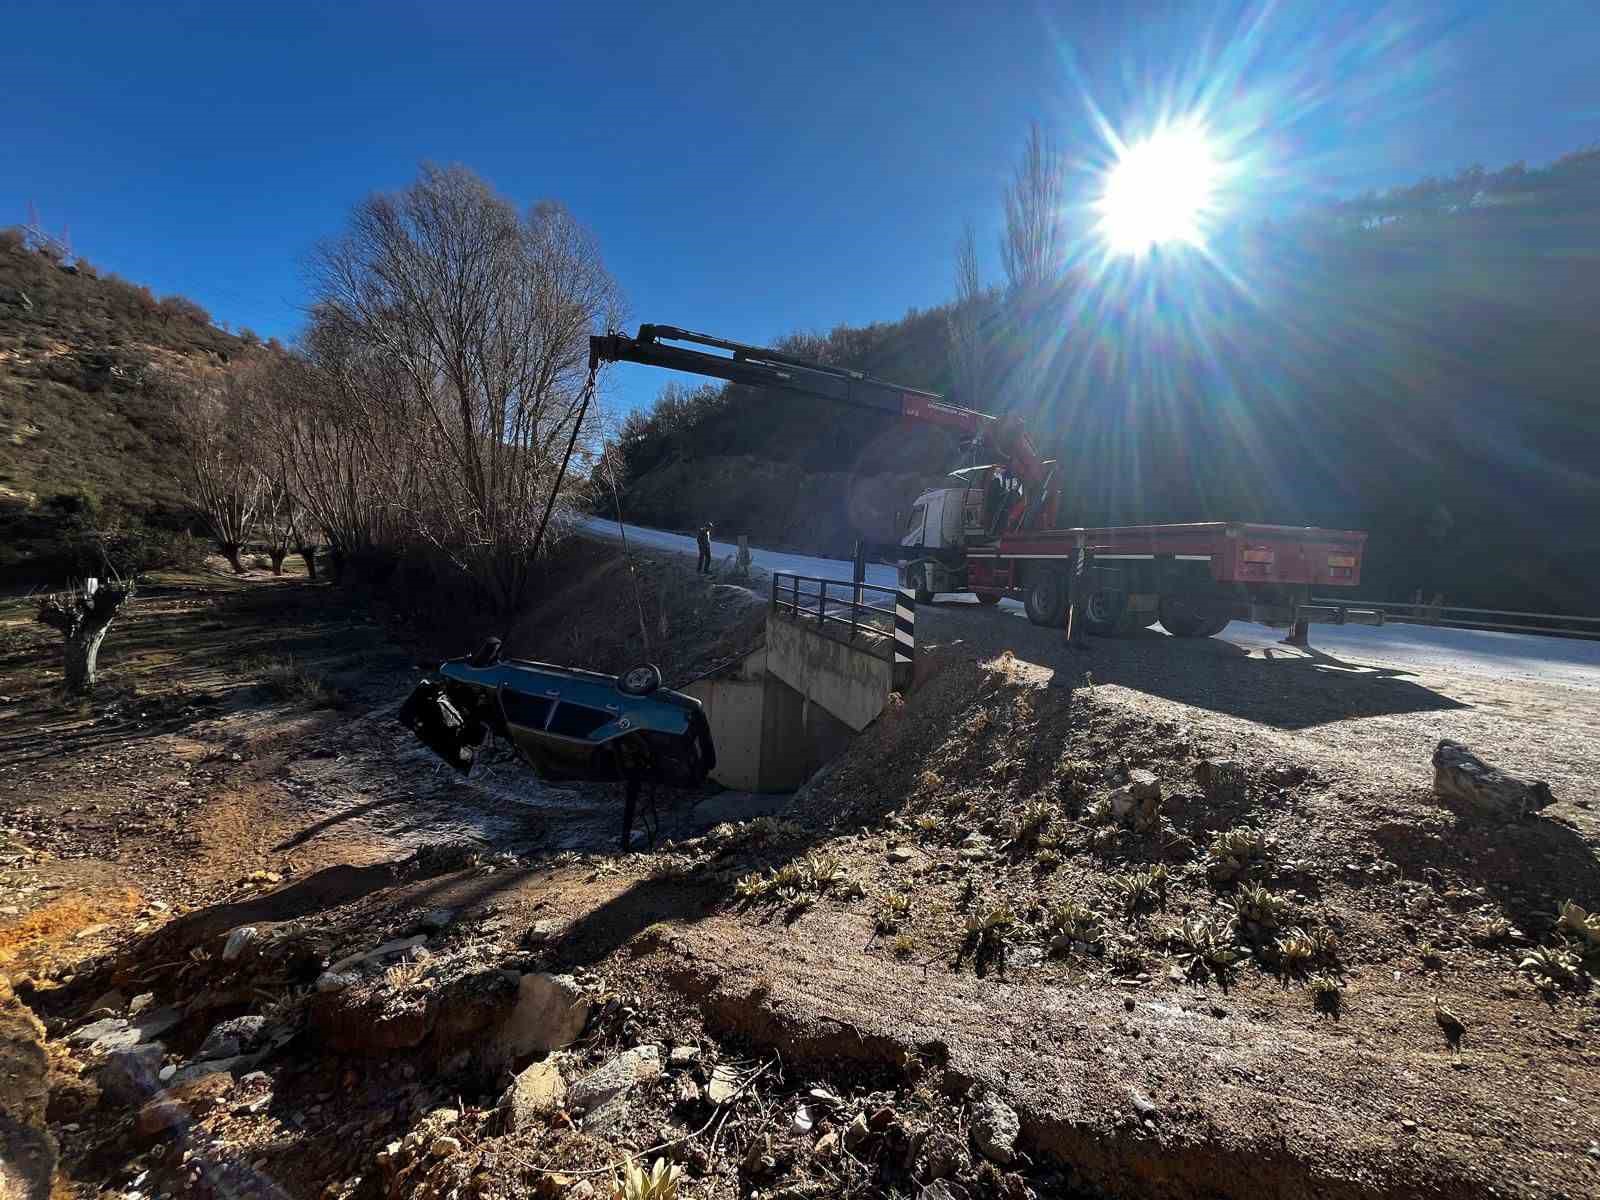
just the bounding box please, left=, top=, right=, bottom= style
left=259, top=474, right=301, bottom=575
left=170, top=367, right=269, bottom=572
left=36, top=577, right=137, bottom=693
left=308, top=165, right=624, bottom=616
left=1001, top=122, right=1063, bottom=293
left=947, top=219, right=985, bottom=406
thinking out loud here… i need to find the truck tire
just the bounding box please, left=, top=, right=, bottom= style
left=1024, top=567, right=1068, bottom=627
left=1158, top=594, right=1206, bottom=638
left=1159, top=593, right=1231, bottom=638
left=1083, top=588, right=1127, bottom=636
left=901, top=564, right=934, bottom=605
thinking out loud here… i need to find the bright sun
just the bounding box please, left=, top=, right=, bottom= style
left=1097, top=124, right=1220, bottom=255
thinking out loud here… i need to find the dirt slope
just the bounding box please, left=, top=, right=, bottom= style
left=6, top=555, right=1600, bottom=1200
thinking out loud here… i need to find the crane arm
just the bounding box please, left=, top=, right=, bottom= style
left=589, top=324, right=995, bottom=438
left=589, top=323, right=1058, bottom=531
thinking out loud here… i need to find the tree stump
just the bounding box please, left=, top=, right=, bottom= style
left=1432, top=739, right=1555, bottom=821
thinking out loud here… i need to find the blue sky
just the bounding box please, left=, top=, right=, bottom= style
left=7, top=1, right=1598, bottom=417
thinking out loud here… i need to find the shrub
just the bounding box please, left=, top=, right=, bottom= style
left=248, top=656, right=337, bottom=707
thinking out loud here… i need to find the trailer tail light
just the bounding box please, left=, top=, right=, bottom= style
left=1327, top=554, right=1357, bottom=568
left=1241, top=548, right=1275, bottom=564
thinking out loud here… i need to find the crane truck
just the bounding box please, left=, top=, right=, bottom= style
left=590, top=324, right=1382, bottom=643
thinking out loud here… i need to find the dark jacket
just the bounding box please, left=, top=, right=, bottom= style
left=696, top=528, right=712, bottom=552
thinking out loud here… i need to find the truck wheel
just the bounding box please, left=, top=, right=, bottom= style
left=1160, top=593, right=1232, bottom=638
left=1024, top=567, right=1068, bottom=627
left=900, top=564, right=934, bottom=605
left=1158, top=595, right=1206, bottom=638
left=1083, top=588, right=1127, bottom=636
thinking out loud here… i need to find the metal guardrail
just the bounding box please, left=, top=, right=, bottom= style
left=1311, top=597, right=1600, bottom=641
left=770, top=572, right=914, bottom=668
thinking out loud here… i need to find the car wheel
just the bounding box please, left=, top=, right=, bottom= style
left=617, top=663, right=662, bottom=696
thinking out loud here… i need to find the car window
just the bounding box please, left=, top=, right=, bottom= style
left=500, top=689, right=552, bottom=730
left=546, top=702, right=613, bottom=739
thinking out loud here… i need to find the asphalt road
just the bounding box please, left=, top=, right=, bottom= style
left=576, top=516, right=1600, bottom=692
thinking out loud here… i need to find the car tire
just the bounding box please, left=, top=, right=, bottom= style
left=1024, top=567, right=1068, bottom=627
left=617, top=663, right=662, bottom=696
left=468, top=637, right=502, bottom=666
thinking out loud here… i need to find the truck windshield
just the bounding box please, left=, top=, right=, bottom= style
left=904, top=505, right=926, bottom=537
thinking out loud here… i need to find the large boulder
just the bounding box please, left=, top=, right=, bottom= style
left=1433, top=740, right=1556, bottom=821
left=483, top=974, right=591, bottom=1065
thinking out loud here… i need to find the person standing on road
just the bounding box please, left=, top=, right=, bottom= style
left=696, top=523, right=714, bottom=574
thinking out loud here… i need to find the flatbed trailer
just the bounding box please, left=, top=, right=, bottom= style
left=908, top=519, right=1380, bottom=641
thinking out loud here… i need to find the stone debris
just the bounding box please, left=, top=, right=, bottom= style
left=499, top=1061, right=567, bottom=1131
left=221, top=925, right=259, bottom=961
left=1109, top=769, right=1162, bottom=828
left=706, top=1063, right=740, bottom=1105
left=569, top=1045, right=662, bottom=1114
left=196, top=1015, right=268, bottom=1061
left=669, top=1045, right=700, bottom=1068
left=969, top=1089, right=1019, bottom=1165
left=325, top=934, right=428, bottom=977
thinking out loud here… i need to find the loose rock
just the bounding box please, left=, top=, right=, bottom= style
left=1433, top=740, right=1556, bottom=820
left=499, top=1061, right=567, bottom=1131
left=569, top=1046, right=661, bottom=1113
left=970, top=1090, right=1019, bottom=1165
left=706, top=1063, right=740, bottom=1105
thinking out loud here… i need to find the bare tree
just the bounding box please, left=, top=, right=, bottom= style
left=1001, top=122, right=1062, bottom=293
left=947, top=219, right=985, bottom=406
left=309, top=165, right=623, bottom=618
left=36, top=577, right=137, bottom=693
left=169, top=367, right=269, bottom=572
left=259, top=474, right=301, bottom=575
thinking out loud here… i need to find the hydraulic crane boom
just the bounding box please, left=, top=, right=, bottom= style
left=589, top=324, right=1052, bottom=489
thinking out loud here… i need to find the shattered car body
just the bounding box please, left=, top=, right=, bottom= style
left=399, top=640, right=715, bottom=845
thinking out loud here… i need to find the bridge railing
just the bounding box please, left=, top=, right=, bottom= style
left=1310, top=597, right=1600, bottom=641
left=770, top=572, right=915, bottom=670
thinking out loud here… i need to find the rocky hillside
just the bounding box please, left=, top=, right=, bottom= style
left=0, top=232, right=254, bottom=580
left=608, top=150, right=1600, bottom=612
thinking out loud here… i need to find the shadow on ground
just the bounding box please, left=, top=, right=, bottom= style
left=921, top=604, right=1470, bottom=730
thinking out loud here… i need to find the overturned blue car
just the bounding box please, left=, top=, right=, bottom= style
left=399, top=639, right=715, bottom=848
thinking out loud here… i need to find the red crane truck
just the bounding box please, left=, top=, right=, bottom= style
left=590, top=325, right=1381, bottom=643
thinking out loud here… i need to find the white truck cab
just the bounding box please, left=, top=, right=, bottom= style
left=896, top=466, right=1006, bottom=600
